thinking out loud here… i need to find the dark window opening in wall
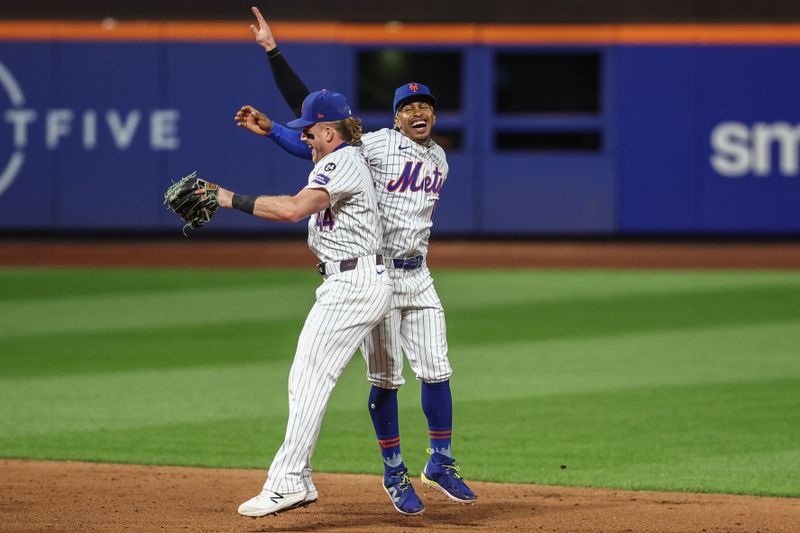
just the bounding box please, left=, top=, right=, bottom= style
left=432, top=130, right=462, bottom=151
left=357, top=50, right=461, bottom=112
left=496, top=53, right=601, bottom=113
left=496, top=132, right=602, bottom=151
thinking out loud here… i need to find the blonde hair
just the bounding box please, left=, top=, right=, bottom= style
left=328, top=117, right=362, bottom=145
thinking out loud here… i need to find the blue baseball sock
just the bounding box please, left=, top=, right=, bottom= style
left=421, top=380, right=453, bottom=459
left=368, top=385, right=405, bottom=475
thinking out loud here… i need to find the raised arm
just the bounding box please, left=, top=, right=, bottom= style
left=250, top=6, right=309, bottom=117
left=234, top=104, right=312, bottom=160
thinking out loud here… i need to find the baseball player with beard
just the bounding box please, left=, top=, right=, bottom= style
left=216, top=89, right=393, bottom=517
left=234, top=7, right=477, bottom=515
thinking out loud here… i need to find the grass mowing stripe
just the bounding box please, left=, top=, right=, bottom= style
left=436, top=270, right=800, bottom=308
left=0, top=286, right=314, bottom=338
left=451, top=321, right=800, bottom=400
left=0, top=268, right=318, bottom=301
left=0, top=318, right=305, bottom=378
left=0, top=416, right=288, bottom=469
left=446, top=284, right=800, bottom=345
left=3, top=268, right=798, bottom=303
left=0, top=360, right=296, bottom=437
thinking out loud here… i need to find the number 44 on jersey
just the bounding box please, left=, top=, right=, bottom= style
left=315, top=208, right=335, bottom=231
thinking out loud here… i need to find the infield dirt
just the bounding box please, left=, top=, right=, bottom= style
left=2, top=459, right=799, bottom=532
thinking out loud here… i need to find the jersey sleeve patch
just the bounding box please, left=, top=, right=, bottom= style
left=312, top=173, right=331, bottom=186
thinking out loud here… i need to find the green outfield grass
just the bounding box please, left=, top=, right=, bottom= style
left=1, top=267, right=799, bottom=497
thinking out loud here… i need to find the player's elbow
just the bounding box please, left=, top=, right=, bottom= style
left=283, top=192, right=327, bottom=223
left=284, top=212, right=306, bottom=224
left=281, top=204, right=308, bottom=224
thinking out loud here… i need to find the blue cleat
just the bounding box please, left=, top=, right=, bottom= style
left=421, top=449, right=477, bottom=504
left=382, top=469, right=425, bottom=515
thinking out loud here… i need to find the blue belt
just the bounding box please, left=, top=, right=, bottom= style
left=392, top=255, right=424, bottom=270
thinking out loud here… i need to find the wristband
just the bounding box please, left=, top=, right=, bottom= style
left=232, top=194, right=257, bottom=214
left=266, top=47, right=281, bottom=59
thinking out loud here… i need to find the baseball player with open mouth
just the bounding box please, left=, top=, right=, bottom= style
left=233, top=6, right=478, bottom=516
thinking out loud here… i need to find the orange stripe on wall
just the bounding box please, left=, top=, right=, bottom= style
left=0, top=21, right=164, bottom=41
left=616, top=24, right=800, bottom=44
left=342, top=23, right=479, bottom=44
left=481, top=24, right=618, bottom=44
left=1, top=21, right=800, bottom=44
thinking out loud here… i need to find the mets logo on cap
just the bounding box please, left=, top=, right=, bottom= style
left=392, top=81, right=437, bottom=114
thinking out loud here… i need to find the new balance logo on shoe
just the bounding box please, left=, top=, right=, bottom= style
left=238, top=489, right=310, bottom=517
left=382, top=471, right=425, bottom=515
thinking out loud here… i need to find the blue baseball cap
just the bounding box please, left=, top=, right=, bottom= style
left=287, top=90, right=352, bottom=129
left=393, top=82, right=437, bottom=114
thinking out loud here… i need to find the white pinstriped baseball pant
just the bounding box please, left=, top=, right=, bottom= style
left=361, top=265, right=453, bottom=388
left=263, top=256, right=392, bottom=494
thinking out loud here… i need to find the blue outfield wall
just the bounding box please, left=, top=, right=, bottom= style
left=615, top=45, right=800, bottom=234
left=0, top=39, right=799, bottom=235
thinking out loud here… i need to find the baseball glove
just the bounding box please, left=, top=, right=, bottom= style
left=163, top=171, right=219, bottom=233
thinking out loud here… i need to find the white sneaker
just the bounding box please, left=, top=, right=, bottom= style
left=238, top=488, right=309, bottom=517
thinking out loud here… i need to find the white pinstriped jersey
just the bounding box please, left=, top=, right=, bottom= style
left=304, top=145, right=384, bottom=263
left=360, top=129, right=447, bottom=259
left=356, top=128, right=453, bottom=388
